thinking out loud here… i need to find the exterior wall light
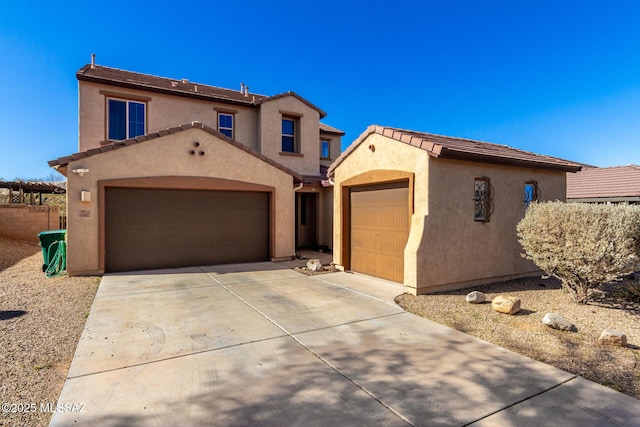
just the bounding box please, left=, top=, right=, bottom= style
left=72, top=168, right=90, bottom=177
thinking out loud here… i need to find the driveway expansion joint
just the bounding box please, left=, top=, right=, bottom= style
left=461, top=375, right=578, bottom=426
left=65, top=334, right=290, bottom=380
left=200, top=267, right=416, bottom=426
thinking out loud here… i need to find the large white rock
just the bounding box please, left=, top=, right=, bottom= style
left=306, top=259, right=322, bottom=271
left=466, top=291, right=486, bottom=304
left=542, top=313, right=575, bottom=332
left=598, top=329, right=627, bottom=346
left=491, top=295, right=521, bottom=315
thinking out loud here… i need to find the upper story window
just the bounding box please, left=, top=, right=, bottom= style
left=282, top=117, right=296, bottom=152
left=108, top=98, right=146, bottom=141
left=321, top=139, right=330, bottom=159
left=218, top=113, right=234, bottom=138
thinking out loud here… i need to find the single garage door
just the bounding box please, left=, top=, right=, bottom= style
left=105, top=188, right=269, bottom=272
left=350, top=182, right=409, bottom=283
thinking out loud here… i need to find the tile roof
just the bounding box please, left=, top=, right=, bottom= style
left=319, top=123, right=345, bottom=135
left=77, top=64, right=326, bottom=117
left=328, top=125, right=582, bottom=174
left=301, top=165, right=333, bottom=187
left=566, top=165, right=640, bottom=200
left=48, top=122, right=303, bottom=183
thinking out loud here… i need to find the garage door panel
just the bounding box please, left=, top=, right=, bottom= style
left=106, top=188, right=269, bottom=272
left=350, top=184, right=409, bottom=283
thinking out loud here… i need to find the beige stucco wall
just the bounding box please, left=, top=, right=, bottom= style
left=78, top=81, right=259, bottom=152
left=258, top=96, right=321, bottom=176
left=319, top=133, right=342, bottom=169
left=65, top=127, right=295, bottom=275
left=318, top=186, right=333, bottom=248
left=415, top=158, right=566, bottom=294
left=332, top=132, right=567, bottom=295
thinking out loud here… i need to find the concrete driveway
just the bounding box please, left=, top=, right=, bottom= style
left=52, top=263, right=640, bottom=426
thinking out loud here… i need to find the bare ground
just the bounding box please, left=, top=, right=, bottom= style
left=0, top=238, right=99, bottom=427
left=395, top=276, right=640, bottom=400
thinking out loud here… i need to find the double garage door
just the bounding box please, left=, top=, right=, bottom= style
left=350, top=181, right=410, bottom=283
left=105, top=188, right=269, bottom=272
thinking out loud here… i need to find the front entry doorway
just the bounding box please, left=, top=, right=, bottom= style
left=296, top=192, right=317, bottom=249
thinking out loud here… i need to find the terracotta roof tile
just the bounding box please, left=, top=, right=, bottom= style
left=328, top=125, right=581, bottom=174
left=256, top=91, right=327, bottom=118
left=77, top=65, right=328, bottom=119
left=77, top=64, right=269, bottom=107
left=319, top=123, right=345, bottom=135
left=49, top=122, right=302, bottom=182
left=567, top=165, right=640, bottom=199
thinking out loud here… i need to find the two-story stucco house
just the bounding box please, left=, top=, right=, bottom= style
left=49, top=59, right=343, bottom=275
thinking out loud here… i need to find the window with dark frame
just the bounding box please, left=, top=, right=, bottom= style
left=108, top=98, right=145, bottom=141
left=321, top=140, right=330, bottom=158
left=474, top=177, right=491, bottom=222
left=282, top=118, right=296, bottom=152
left=218, top=113, right=234, bottom=138
left=524, top=181, right=539, bottom=209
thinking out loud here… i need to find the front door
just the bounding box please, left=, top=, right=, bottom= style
left=296, top=192, right=317, bottom=249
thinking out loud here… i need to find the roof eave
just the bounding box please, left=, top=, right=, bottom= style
left=437, top=149, right=582, bottom=172
left=48, top=122, right=303, bottom=183
left=77, top=74, right=259, bottom=109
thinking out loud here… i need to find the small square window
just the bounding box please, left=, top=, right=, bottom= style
left=321, top=140, right=330, bottom=158
left=218, top=113, right=234, bottom=139
left=282, top=118, right=296, bottom=152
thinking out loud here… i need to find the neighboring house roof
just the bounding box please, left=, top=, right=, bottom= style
left=48, top=122, right=303, bottom=183
left=566, top=165, right=640, bottom=202
left=319, top=123, right=345, bottom=135
left=328, top=125, right=582, bottom=174
left=77, top=64, right=326, bottom=117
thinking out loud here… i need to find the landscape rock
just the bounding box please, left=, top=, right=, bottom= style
left=598, top=329, right=628, bottom=346
left=306, top=259, right=322, bottom=271
left=466, top=291, right=486, bottom=304
left=491, top=295, right=521, bottom=314
left=542, top=313, right=575, bottom=332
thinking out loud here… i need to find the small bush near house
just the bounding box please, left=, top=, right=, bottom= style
left=616, top=275, right=640, bottom=303
left=517, top=202, right=640, bottom=303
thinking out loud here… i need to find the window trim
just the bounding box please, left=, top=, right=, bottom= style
left=105, top=97, right=147, bottom=141
left=217, top=112, right=234, bottom=139
left=320, top=139, right=331, bottom=159
left=281, top=116, right=298, bottom=153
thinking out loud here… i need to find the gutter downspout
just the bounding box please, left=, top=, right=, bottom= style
left=294, top=182, right=304, bottom=191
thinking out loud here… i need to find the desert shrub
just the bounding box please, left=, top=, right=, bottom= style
left=517, top=202, right=640, bottom=303
left=616, top=276, right=640, bottom=303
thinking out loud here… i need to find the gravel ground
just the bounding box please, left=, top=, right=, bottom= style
left=396, top=276, right=640, bottom=400
left=0, top=238, right=99, bottom=427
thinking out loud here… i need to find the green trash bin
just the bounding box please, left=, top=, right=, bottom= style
left=38, top=230, right=67, bottom=275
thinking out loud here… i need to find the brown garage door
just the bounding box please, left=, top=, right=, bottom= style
left=350, top=182, right=409, bottom=283
left=105, top=188, right=269, bottom=272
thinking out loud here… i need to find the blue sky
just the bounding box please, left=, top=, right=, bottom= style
left=1, top=1, right=639, bottom=180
